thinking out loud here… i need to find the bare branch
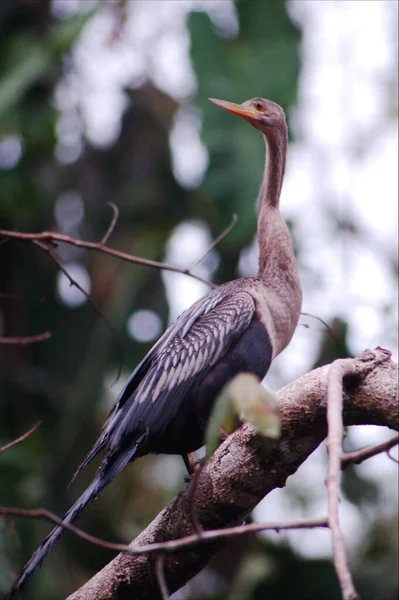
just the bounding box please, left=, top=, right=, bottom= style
left=326, top=359, right=359, bottom=600
left=156, top=555, right=169, bottom=600
left=300, top=311, right=340, bottom=341
left=190, top=213, right=238, bottom=270
left=0, top=332, right=51, bottom=345
left=0, top=228, right=216, bottom=288
left=0, top=507, right=134, bottom=553
left=0, top=422, right=42, bottom=455
left=0, top=505, right=328, bottom=556
left=341, top=434, right=399, bottom=469
left=386, top=447, right=399, bottom=464
left=100, top=202, right=119, bottom=245
left=32, top=239, right=123, bottom=376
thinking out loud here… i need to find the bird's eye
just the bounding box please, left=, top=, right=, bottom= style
left=254, top=100, right=265, bottom=112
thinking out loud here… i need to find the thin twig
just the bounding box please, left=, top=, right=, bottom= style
left=0, top=506, right=328, bottom=555
left=33, top=239, right=124, bottom=380
left=386, top=448, right=399, bottom=464
left=0, top=331, right=52, bottom=345
left=326, top=359, right=359, bottom=600
left=0, top=228, right=216, bottom=288
left=300, top=311, right=338, bottom=341
left=341, top=434, right=399, bottom=469
left=155, top=554, right=169, bottom=600
left=190, top=213, right=238, bottom=270
left=100, top=202, right=119, bottom=245
left=0, top=422, right=42, bottom=455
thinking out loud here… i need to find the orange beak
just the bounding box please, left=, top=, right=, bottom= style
left=209, top=98, right=258, bottom=122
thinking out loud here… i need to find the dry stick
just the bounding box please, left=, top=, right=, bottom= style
left=190, top=213, right=238, bottom=270
left=0, top=331, right=52, bottom=345
left=33, top=239, right=124, bottom=377
left=155, top=554, right=169, bottom=600
left=300, top=311, right=339, bottom=341
left=326, top=359, right=359, bottom=600
left=386, top=448, right=399, bottom=464
left=100, top=202, right=119, bottom=245
left=341, top=434, right=399, bottom=469
left=0, top=506, right=328, bottom=555
left=0, top=422, right=42, bottom=455
left=0, top=229, right=216, bottom=288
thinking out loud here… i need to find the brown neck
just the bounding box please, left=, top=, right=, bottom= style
left=255, top=126, right=302, bottom=355
left=259, top=127, right=287, bottom=209
left=257, top=127, right=292, bottom=281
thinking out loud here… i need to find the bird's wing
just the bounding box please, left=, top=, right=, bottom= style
left=72, top=287, right=255, bottom=479
left=110, top=285, right=233, bottom=418
left=108, top=289, right=255, bottom=443
left=109, top=290, right=256, bottom=446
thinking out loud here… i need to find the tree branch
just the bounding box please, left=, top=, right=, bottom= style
left=0, top=228, right=216, bottom=288
left=189, top=213, right=237, bottom=270
left=326, top=359, right=359, bottom=600
left=1, top=507, right=328, bottom=556
left=100, top=202, right=119, bottom=245
left=0, top=332, right=52, bottom=345
left=0, top=422, right=42, bottom=455
left=341, top=433, right=399, bottom=469
left=66, top=348, right=398, bottom=600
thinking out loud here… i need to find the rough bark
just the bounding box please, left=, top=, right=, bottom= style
left=67, top=348, right=398, bottom=600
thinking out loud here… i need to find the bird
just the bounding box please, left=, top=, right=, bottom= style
left=8, top=97, right=302, bottom=598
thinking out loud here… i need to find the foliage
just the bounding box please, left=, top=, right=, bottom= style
left=205, top=373, right=280, bottom=458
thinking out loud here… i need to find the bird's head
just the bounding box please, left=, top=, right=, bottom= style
left=209, top=97, right=286, bottom=133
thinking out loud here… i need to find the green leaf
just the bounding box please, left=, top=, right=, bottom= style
left=206, top=373, right=281, bottom=458
left=229, top=373, right=280, bottom=439
left=205, top=381, right=238, bottom=458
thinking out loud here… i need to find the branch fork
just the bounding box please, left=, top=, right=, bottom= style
left=61, top=348, right=397, bottom=600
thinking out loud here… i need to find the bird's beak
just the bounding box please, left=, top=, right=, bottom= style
left=209, top=98, right=257, bottom=122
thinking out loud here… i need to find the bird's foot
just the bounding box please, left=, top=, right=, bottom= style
left=183, top=453, right=206, bottom=482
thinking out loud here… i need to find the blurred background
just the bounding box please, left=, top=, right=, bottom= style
left=0, top=1, right=397, bottom=599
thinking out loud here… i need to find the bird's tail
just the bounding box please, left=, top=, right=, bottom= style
left=7, top=445, right=139, bottom=599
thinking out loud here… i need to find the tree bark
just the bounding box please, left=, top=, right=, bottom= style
left=67, top=347, right=398, bottom=600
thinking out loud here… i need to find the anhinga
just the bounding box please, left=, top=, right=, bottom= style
left=8, top=97, right=302, bottom=598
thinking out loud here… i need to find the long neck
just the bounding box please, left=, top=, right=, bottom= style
left=256, top=127, right=302, bottom=356
left=259, top=128, right=287, bottom=209
left=257, top=127, right=290, bottom=279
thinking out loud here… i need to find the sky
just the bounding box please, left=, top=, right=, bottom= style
left=48, top=0, right=398, bottom=567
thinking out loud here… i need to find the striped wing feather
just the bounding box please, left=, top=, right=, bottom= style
left=109, top=290, right=255, bottom=445
left=72, top=287, right=254, bottom=479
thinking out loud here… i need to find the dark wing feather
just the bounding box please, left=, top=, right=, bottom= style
left=72, top=287, right=254, bottom=479
left=110, top=286, right=232, bottom=414
left=108, top=291, right=255, bottom=447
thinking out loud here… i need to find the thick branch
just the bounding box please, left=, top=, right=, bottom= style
left=66, top=348, right=397, bottom=600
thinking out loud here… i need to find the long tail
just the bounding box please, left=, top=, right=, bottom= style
left=8, top=445, right=139, bottom=599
